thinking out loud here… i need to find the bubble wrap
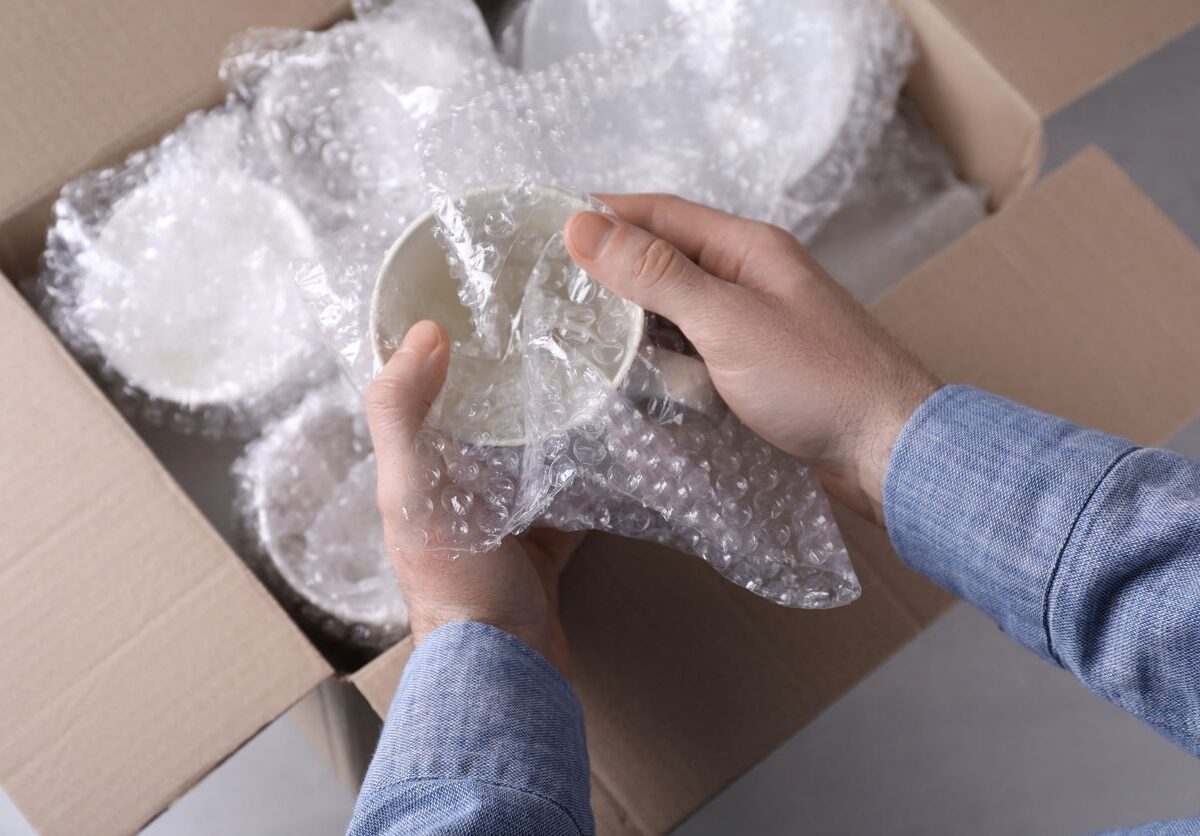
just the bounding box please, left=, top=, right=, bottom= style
left=274, top=0, right=914, bottom=607
left=38, top=107, right=332, bottom=437
left=493, top=0, right=912, bottom=239
left=33, top=0, right=918, bottom=611
left=223, top=0, right=508, bottom=388
left=223, top=0, right=501, bottom=232
left=233, top=380, right=408, bottom=650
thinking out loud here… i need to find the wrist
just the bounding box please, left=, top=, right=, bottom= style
left=409, top=604, right=570, bottom=677
left=826, top=372, right=939, bottom=525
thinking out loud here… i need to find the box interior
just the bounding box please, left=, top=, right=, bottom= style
left=1, top=2, right=1198, bottom=834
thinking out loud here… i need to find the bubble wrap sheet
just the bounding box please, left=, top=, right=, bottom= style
left=35, top=0, right=919, bottom=612
left=496, top=0, right=913, bottom=240
left=811, top=104, right=990, bottom=303
left=233, top=379, right=408, bottom=650
left=38, top=107, right=333, bottom=437
left=36, top=0, right=501, bottom=438
left=292, top=0, right=920, bottom=606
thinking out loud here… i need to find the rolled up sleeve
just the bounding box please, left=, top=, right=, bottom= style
left=884, top=384, right=1200, bottom=756
left=349, top=621, right=593, bottom=835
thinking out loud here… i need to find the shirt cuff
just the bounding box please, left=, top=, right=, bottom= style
left=359, top=621, right=593, bottom=833
left=883, top=385, right=1135, bottom=661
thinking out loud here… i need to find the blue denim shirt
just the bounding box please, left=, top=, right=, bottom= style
left=350, top=386, right=1200, bottom=834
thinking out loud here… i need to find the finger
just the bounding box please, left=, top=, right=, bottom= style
left=594, top=193, right=771, bottom=282
left=564, top=210, right=736, bottom=339
left=365, top=320, right=450, bottom=496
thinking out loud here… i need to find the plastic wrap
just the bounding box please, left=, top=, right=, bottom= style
left=374, top=187, right=853, bottom=605
left=223, top=0, right=501, bottom=232
left=298, top=8, right=873, bottom=603
left=222, top=0, right=508, bottom=390
left=495, top=0, right=912, bottom=240
left=39, top=108, right=332, bottom=437
left=233, top=379, right=408, bottom=650
left=36, top=0, right=922, bottom=613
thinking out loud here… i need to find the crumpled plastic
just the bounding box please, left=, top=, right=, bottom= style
left=290, top=0, right=918, bottom=606
left=35, top=0, right=502, bottom=438
left=38, top=0, right=923, bottom=611
left=233, top=379, right=408, bottom=650
left=496, top=0, right=913, bottom=240
left=809, top=104, right=990, bottom=303
left=38, top=107, right=332, bottom=437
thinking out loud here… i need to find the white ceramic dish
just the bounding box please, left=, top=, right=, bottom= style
left=76, top=162, right=320, bottom=410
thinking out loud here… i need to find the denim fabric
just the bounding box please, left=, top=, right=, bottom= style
left=887, top=385, right=1200, bottom=831
left=348, top=621, right=593, bottom=835
left=1104, top=820, right=1200, bottom=835
left=885, top=385, right=1135, bottom=661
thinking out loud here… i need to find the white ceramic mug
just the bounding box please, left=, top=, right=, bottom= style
left=369, top=183, right=718, bottom=446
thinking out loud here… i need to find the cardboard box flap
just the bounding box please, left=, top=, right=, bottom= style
left=0, top=282, right=332, bottom=836
left=924, top=0, right=1200, bottom=116
left=0, top=0, right=348, bottom=279
left=351, top=636, right=415, bottom=715
left=875, top=146, right=1200, bottom=442
left=355, top=148, right=1200, bottom=836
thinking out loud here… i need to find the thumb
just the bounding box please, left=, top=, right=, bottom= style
left=365, top=320, right=450, bottom=501
left=564, top=210, right=732, bottom=343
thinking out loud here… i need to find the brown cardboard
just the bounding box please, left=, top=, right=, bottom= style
left=894, top=0, right=1200, bottom=208
left=351, top=149, right=1200, bottom=835
left=927, top=0, right=1200, bottom=116
left=0, top=0, right=348, bottom=279
left=874, top=146, right=1200, bottom=443
left=894, top=0, right=1043, bottom=208
left=2, top=2, right=1200, bottom=835
left=351, top=637, right=415, bottom=713
left=0, top=278, right=332, bottom=835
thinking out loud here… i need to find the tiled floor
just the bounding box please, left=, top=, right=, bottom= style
left=4, top=20, right=1200, bottom=836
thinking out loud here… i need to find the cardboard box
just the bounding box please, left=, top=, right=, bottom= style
left=2, top=2, right=1199, bottom=834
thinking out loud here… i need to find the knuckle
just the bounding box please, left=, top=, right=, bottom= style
left=753, top=221, right=799, bottom=250
left=633, top=237, right=683, bottom=293
left=365, top=375, right=415, bottom=414
left=647, top=193, right=688, bottom=228
left=650, top=192, right=686, bottom=211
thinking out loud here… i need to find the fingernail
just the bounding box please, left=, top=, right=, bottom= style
left=568, top=212, right=616, bottom=259
left=399, top=320, right=442, bottom=356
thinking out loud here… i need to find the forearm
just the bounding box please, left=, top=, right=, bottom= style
left=349, top=622, right=594, bottom=835
left=885, top=385, right=1200, bottom=754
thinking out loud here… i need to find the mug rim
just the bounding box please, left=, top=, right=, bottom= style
left=369, top=182, right=645, bottom=447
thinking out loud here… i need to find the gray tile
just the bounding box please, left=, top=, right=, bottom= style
left=676, top=604, right=1200, bottom=836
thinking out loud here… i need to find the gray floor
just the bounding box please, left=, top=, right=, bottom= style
left=4, top=21, right=1200, bottom=836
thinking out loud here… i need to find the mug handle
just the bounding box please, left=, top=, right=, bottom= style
left=624, top=349, right=723, bottom=421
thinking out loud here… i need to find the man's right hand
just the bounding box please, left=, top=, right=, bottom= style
left=564, top=193, right=939, bottom=525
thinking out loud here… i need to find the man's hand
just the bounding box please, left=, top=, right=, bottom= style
left=365, top=320, right=581, bottom=675
left=565, top=194, right=939, bottom=525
